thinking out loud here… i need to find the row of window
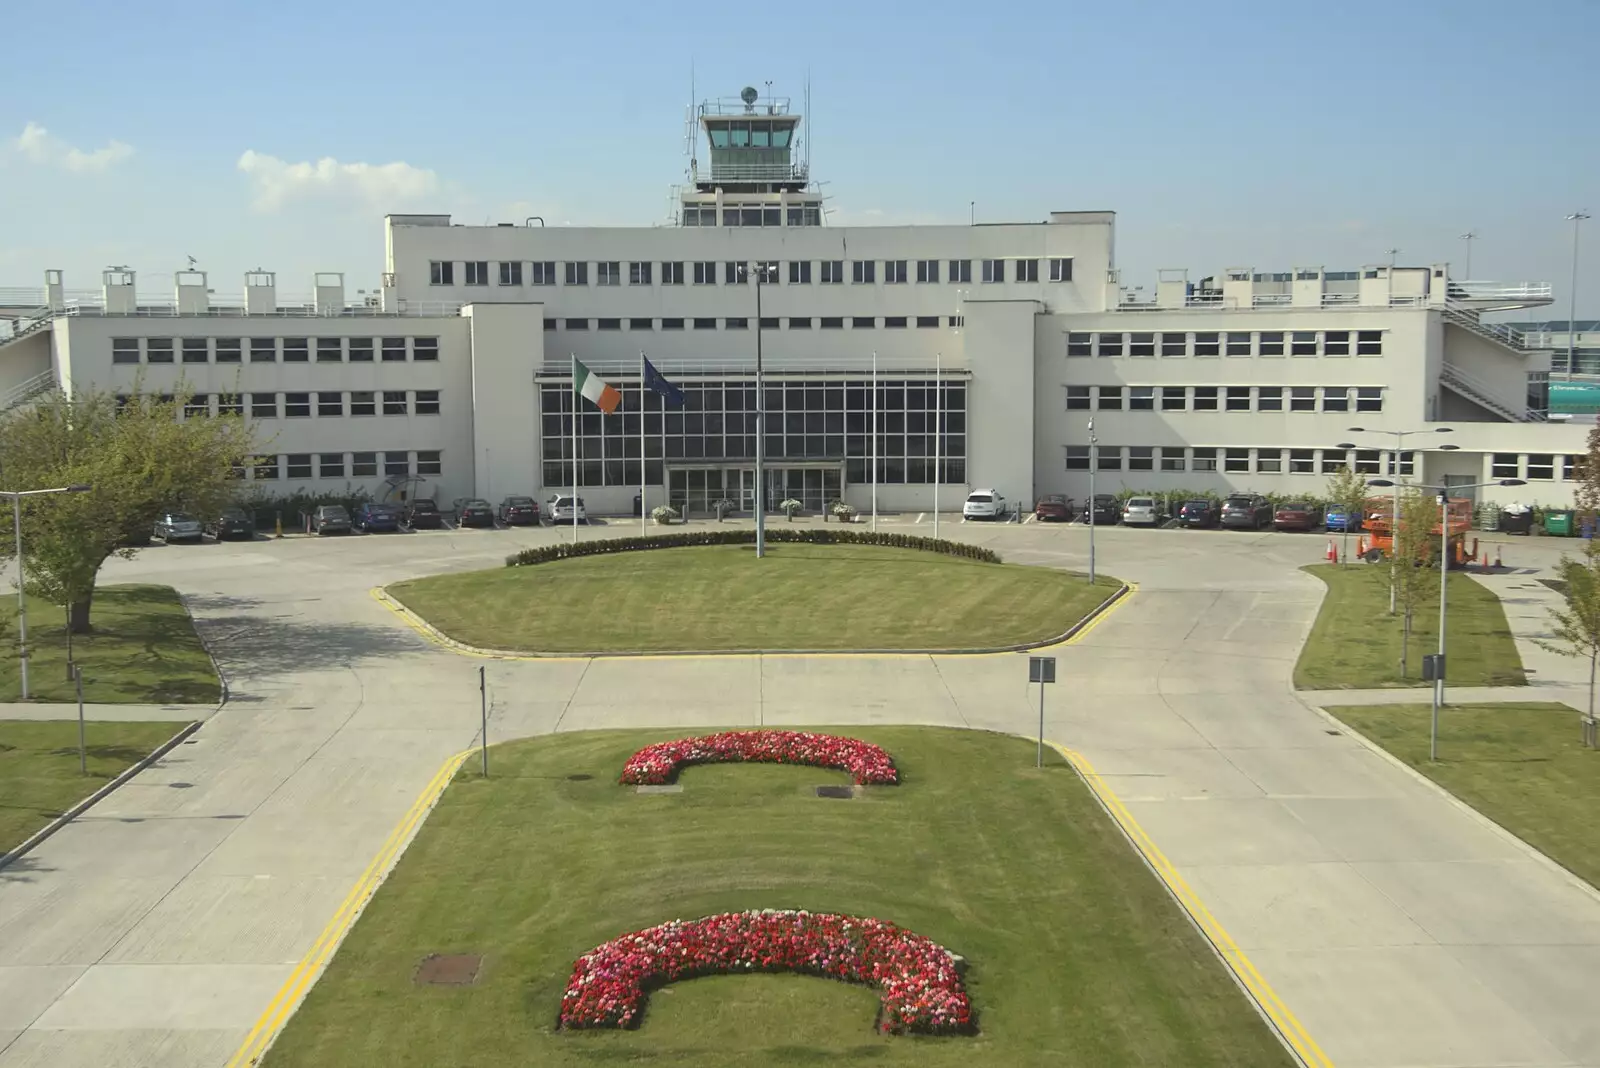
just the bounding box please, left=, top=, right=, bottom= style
left=111, top=336, right=440, bottom=366
left=1065, top=385, right=1385, bottom=414
left=545, top=315, right=965, bottom=333
left=1491, top=453, right=1585, bottom=482
left=244, top=450, right=442, bottom=481
left=1066, top=330, right=1384, bottom=359
left=1066, top=445, right=1418, bottom=476
left=679, top=204, right=820, bottom=227
left=143, top=390, right=442, bottom=419
left=430, top=257, right=1072, bottom=287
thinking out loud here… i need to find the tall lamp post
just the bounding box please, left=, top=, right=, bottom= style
left=1339, top=427, right=1457, bottom=614
left=1566, top=211, right=1589, bottom=381
left=1368, top=477, right=1524, bottom=760
left=1086, top=419, right=1098, bottom=584
left=748, top=262, right=776, bottom=558
left=3, top=483, right=93, bottom=700
left=1458, top=230, right=1478, bottom=279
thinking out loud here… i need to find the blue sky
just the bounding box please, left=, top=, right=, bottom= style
left=2, top=0, right=1597, bottom=314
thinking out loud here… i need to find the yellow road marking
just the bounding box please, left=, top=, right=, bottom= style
left=224, top=749, right=470, bottom=1067
left=1054, top=742, right=1335, bottom=1068
left=371, top=581, right=1138, bottom=662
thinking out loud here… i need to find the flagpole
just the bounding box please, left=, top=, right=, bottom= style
left=639, top=351, right=647, bottom=536
left=871, top=349, right=878, bottom=532
left=934, top=351, right=941, bottom=541
left=570, top=352, right=579, bottom=544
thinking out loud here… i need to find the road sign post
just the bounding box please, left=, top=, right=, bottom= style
left=1028, top=655, right=1057, bottom=768
left=478, top=665, right=489, bottom=777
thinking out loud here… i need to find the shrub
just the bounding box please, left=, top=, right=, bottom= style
left=504, top=528, right=1002, bottom=568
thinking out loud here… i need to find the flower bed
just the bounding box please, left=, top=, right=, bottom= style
left=620, top=730, right=899, bottom=786
left=558, top=910, right=974, bottom=1034
left=503, top=528, right=1002, bottom=568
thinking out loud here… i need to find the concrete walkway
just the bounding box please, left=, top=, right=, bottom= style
left=1298, top=685, right=1588, bottom=707
left=3, top=523, right=1600, bottom=1068
left=0, top=703, right=216, bottom=723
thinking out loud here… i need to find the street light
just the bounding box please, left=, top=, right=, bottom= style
left=1339, top=427, right=1457, bottom=614
left=1086, top=419, right=1098, bottom=584
left=1459, top=231, right=1478, bottom=279
left=1367, top=476, right=1524, bottom=760
left=745, top=262, right=777, bottom=559
left=1565, top=211, right=1589, bottom=381
left=2, top=483, right=93, bottom=700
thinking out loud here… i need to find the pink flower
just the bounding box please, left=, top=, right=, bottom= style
left=619, top=731, right=899, bottom=787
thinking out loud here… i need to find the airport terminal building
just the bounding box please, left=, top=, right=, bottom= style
left=0, top=89, right=1589, bottom=514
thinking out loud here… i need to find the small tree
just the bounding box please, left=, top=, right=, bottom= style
left=1391, top=488, right=1440, bottom=678
left=1536, top=539, right=1600, bottom=748
left=1575, top=423, right=1600, bottom=528
left=1325, top=465, right=1367, bottom=566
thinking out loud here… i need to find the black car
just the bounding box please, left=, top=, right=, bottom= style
left=205, top=505, right=255, bottom=541
left=1081, top=494, right=1120, bottom=525
left=405, top=499, right=443, bottom=529
left=452, top=497, right=495, bottom=528
left=497, top=495, right=541, bottom=526
left=1177, top=499, right=1221, bottom=528
left=313, top=504, right=352, bottom=535
left=1220, top=494, right=1273, bottom=530
left=354, top=502, right=403, bottom=532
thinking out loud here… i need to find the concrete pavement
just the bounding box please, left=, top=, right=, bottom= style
left=3, top=521, right=1600, bottom=1067
left=0, top=703, right=215, bottom=723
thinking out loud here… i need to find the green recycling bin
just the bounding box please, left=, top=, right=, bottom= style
left=1544, top=510, right=1575, bottom=537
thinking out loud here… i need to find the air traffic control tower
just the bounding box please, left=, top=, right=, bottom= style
left=679, top=85, right=822, bottom=227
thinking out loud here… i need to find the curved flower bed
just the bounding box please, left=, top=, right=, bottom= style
left=558, top=910, right=973, bottom=1034
left=620, top=730, right=899, bottom=786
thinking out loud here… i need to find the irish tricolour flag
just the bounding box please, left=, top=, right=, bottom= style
left=573, top=356, right=621, bottom=414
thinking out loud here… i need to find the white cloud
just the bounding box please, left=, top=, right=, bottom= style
left=236, top=150, right=440, bottom=212
left=12, top=122, right=133, bottom=172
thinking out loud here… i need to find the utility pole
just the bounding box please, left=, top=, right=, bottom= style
left=1567, top=212, right=1590, bottom=380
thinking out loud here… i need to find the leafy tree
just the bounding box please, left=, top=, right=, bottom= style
left=1575, top=422, right=1600, bottom=527
left=0, top=385, right=257, bottom=633
left=1391, top=488, right=1442, bottom=678
left=1536, top=539, right=1600, bottom=748
left=1325, top=465, right=1367, bottom=566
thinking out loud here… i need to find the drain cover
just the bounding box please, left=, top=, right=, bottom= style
left=415, top=953, right=482, bottom=986
left=814, top=785, right=856, bottom=799
left=567, top=774, right=593, bottom=782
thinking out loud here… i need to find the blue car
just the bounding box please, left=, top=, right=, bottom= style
left=353, top=502, right=403, bottom=533
left=1324, top=507, right=1363, bottom=532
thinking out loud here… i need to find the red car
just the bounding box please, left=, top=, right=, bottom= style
left=1034, top=494, right=1074, bottom=521
left=1273, top=501, right=1326, bottom=532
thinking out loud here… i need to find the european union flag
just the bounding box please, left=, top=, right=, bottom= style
left=643, top=356, right=685, bottom=407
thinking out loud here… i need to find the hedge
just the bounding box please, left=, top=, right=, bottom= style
left=505, top=528, right=1002, bottom=567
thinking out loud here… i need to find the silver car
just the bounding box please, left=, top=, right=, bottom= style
left=547, top=495, right=588, bottom=523
left=153, top=511, right=203, bottom=542
left=1120, top=496, right=1162, bottom=527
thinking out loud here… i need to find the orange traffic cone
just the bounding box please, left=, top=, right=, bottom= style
left=1327, top=538, right=1338, bottom=562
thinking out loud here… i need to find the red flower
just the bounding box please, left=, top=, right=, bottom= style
left=619, top=731, right=899, bottom=787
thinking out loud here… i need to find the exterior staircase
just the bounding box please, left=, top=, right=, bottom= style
left=1441, top=302, right=1542, bottom=352
left=1439, top=363, right=1539, bottom=423
left=0, top=369, right=55, bottom=413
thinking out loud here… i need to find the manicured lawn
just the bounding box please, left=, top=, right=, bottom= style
left=0, top=584, right=220, bottom=704
left=390, top=543, right=1119, bottom=653
left=1294, top=564, right=1525, bottom=689
left=265, top=728, right=1292, bottom=1068
left=1327, top=703, right=1600, bottom=888
left=0, top=720, right=185, bottom=852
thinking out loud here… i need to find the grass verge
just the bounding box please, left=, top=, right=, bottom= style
left=390, top=543, right=1118, bottom=653
left=264, top=728, right=1292, bottom=1068
left=1294, top=564, right=1525, bottom=689
left=0, top=719, right=186, bottom=852
left=1326, top=703, right=1600, bottom=888
left=0, top=584, right=221, bottom=704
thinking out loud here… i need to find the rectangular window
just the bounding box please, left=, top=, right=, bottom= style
left=564, top=261, right=588, bottom=285
left=1130, top=332, right=1155, bottom=358
left=383, top=390, right=408, bottom=416
left=1065, top=385, right=1091, bottom=410
left=661, top=317, right=684, bottom=330
left=1225, top=332, right=1252, bottom=357
left=1259, top=331, right=1284, bottom=356
left=1065, top=445, right=1090, bottom=471
left=319, top=453, right=345, bottom=478
left=316, top=337, right=342, bottom=362
left=948, top=259, right=972, bottom=284
left=726, top=261, right=744, bottom=284
left=820, top=316, right=844, bottom=329
left=981, top=258, right=1005, bottom=283
left=317, top=391, right=343, bottom=417
left=790, top=317, right=814, bottom=329
left=1161, top=386, right=1187, bottom=411
left=1357, top=330, right=1383, bottom=355
left=788, top=260, right=812, bottom=284
left=1067, top=332, right=1092, bottom=357
left=1225, top=386, right=1251, bottom=412
left=182, top=337, right=209, bottom=363
left=1129, top=386, right=1155, bottom=411
left=217, top=393, right=243, bottom=416
left=1256, top=448, right=1282, bottom=473
left=1257, top=386, right=1283, bottom=412
left=347, top=337, right=373, bottom=362
left=112, top=338, right=140, bottom=364
left=464, top=261, right=489, bottom=286
left=283, top=337, right=309, bottom=362
left=1324, top=330, right=1350, bottom=356
left=429, top=261, right=453, bottom=285
left=1565, top=455, right=1578, bottom=481
left=1291, top=331, right=1318, bottom=356
left=1192, top=386, right=1219, bottom=411
left=1161, top=332, right=1188, bottom=357
left=597, top=318, right=621, bottom=331
left=1355, top=386, right=1384, bottom=412
left=1491, top=453, right=1520, bottom=478
left=661, top=261, right=684, bottom=285
left=250, top=337, right=276, bottom=362
left=596, top=262, right=620, bottom=286
left=413, top=336, right=439, bottom=361
left=249, top=392, right=278, bottom=419
left=1224, top=448, right=1250, bottom=473
left=694, top=261, right=717, bottom=285
left=384, top=452, right=410, bottom=477
left=1191, top=447, right=1218, bottom=472
left=820, top=260, right=844, bottom=284
left=1096, top=332, right=1124, bottom=357
left=215, top=337, right=242, bottom=363
left=1289, top=386, right=1317, bottom=412
left=884, top=260, right=907, bottom=284
left=880, top=316, right=904, bottom=329
left=915, top=315, right=940, bottom=328
left=1128, top=446, right=1154, bottom=471
left=758, top=316, right=780, bottom=329
left=1015, top=259, right=1039, bottom=283
left=630, top=317, right=654, bottom=330
left=565, top=318, right=589, bottom=331
left=852, top=316, right=876, bottom=329
left=723, top=317, right=748, bottom=330
left=1160, top=447, right=1186, bottom=472
left=1194, top=332, right=1220, bottom=357
left=416, top=450, right=442, bottom=477
left=286, top=454, right=312, bottom=479
left=1097, top=386, right=1123, bottom=411
left=498, top=261, right=523, bottom=286
left=1322, top=387, right=1350, bottom=412
left=284, top=392, right=310, bottom=417
left=917, top=259, right=939, bottom=283
left=350, top=391, right=375, bottom=416
left=381, top=337, right=406, bottom=361
left=852, top=260, right=876, bottom=284
left=1289, top=448, right=1315, bottom=474
left=628, top=261, right=652, bottom=285
left=1395, top=451, right=1415, bottom=476
left=1049, top=257, right=1073, bottom=282
left=184, top=394, right=210, bottom=418
left=351, top=451, right=378, bottom=477
left=1321, top=450, right=1346, bottom=475
left=530, top=261, right=557, bottom=285
left=415, top=390, right=440, bottom=415
left=253, top=455, right=279, bottom=480
left=1355, top=450, right=1382, bottom=474
left=1097, top=446, right=1123, bottom=471
left=693, top=317, right=717, bottom=330
left=948, top=315, right=965, bottom=328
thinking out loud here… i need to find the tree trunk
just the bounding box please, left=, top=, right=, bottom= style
left=1589, top=651, right=1598, bottom=749
left=68, top=593, right=95, bottom=635
left=1401, top=607, right=1412, bottom=678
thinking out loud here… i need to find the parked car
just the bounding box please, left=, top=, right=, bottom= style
left=547, top=495, right=588, bottom=524
left=152, top=511, right=203, bottom=543
left=1034, top=494, right=1073, bottom=521
left=962, top=489, right=1008, bottom=520
left=313, top=504, right=352, bottom=535
left=1273, top=501, right=1326, bottom=532
left=354, top=502, right=403, bottom=533
left=404, top=498, right=444, bottom=529
left=1324, top=506, right=1363, bottom=532
left=1081, top=494, right=1120, bottom=525
left=1177, top=499, right=1221, bottom=528
left=205, top=505, right=255, bottom=541
left=498, top=495, right=541, bottom=526
left=1121, top=495, right=1164, bottom=527
left=452, top=497, right=495, bottom=528
left=1220, top=494, right=1273, bottom=530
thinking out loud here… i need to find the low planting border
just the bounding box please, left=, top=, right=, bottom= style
left=504, top=528, right=1001, bottom=567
